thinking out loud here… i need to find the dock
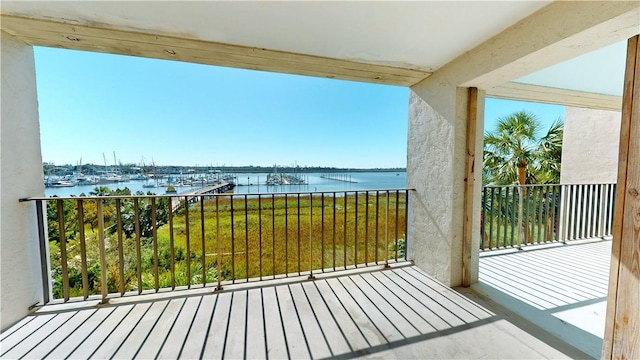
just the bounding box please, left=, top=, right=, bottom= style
left=171, top=182, right=235, bottom=212
left=320, top=173, right=358, bottom=183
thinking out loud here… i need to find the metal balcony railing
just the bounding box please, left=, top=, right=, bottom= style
left=23, top=189, right=410, bottom=304
left=481, top=183, right=616, bottom=250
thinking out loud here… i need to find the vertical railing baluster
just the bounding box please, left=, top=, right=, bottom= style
left=297, top=194, right=301, bottom=275
left=404, top=190, right=409, bottom=261
left=321, top=193, right=325, bottom=271
left=56, top=199, right=69, bottom=302
left=77, top=199, right=89, bottom=300
left=309, top=193, right=314, bottom=279
left=184, top=196, right=191, bottom=289
left=333, top=192, right=336, bottom=271
left=355, top=192, right=359, bottom=266
left=365, top=191, right=369, bottom=264
left=384, top=191, right=390, bottom=268
left=230, top=195, right=235, bottom=283
left=394, top=190, right=399, bottom=261
left=343, top=192, right=347, bottom=269
left=503, top=187, right=509, bottom=248
left=259, top=194, right=263, bottom=280
left=375, top=191, right=379, bottom=264
left=481, top=187, right=486, bottom=250
left=168, top=196, right=175, bottom=290
left=152, top=198, right=159, bottom=292
left=536, top=186, right=543, bottom=244
left=115, top=199, right=124, bottom=296
left=517, top=186, right=523, bottom=249
left=284, top=194, right=288, bottom=277
left=245, top=195, right=249, bottom=282
left=510, top=187, right=516, bottom=247
left=489, top=187, right=495, bottom=248
left=216, top=196, right=222, bottom=291
left=496, top=187, right=502, bottom=247
left=200, top=196, right=206, bottom=287
left=272, top=194, right=276, bottom=279
left=35, top=200, right=50, bottom=304
left=97, top=199, right=108, bottom=304
left=134, top=198, right=142, bottom=293
left=550, top=186, right=558, bottom=242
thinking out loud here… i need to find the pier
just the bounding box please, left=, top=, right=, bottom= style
left=171, top=182, right=235, bottom=212
left=320, top=173, right=358, bottom=183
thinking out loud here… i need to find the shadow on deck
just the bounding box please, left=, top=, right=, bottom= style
left=1, top=264, right=589, bottom=359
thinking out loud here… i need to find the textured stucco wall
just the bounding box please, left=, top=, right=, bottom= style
left=1, top=32, right=45, bottom=330
left=407, top=81, right=472, bottom=287
left=560, top=106, right=621, bottom=184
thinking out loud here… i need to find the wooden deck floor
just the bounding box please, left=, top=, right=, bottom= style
left=1, top=264, right=586, bottom=359
left=477, top=238, right=611, bottom=359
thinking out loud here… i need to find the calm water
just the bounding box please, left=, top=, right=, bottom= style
left=44, top=172, right=407, bottom=197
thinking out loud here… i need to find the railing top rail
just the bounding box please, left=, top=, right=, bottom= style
left=483, top=182, right=615, bottom=188
left=20, top=188, right=415, bottom=202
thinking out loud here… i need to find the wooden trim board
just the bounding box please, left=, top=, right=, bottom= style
left=0, top=15, right=431, bottom=87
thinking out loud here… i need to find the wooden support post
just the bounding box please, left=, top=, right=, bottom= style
left=462, top=87, right=483, bottom=287
left=602, top=35, right=640, bottom=360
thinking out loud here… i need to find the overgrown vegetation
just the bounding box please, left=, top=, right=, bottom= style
left=47, top=189, right=406, bottom=299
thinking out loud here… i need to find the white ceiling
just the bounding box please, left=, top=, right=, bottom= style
left=1, top=1, right=551, bottom=72
left=515, top=40, right=627, bottom=97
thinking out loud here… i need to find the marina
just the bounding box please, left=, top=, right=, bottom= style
left=44, top=172, right=407, bottom=197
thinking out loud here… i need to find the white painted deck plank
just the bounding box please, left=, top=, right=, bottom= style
left=326, top=277, right=400, bottom=345
left=67, top=304, right=134, bottom=359
left=311, top=280, right=372, bottom=352
left=222, top=290, right=247, bottom=359
left=156, top=296, right=201, bottom=359
left=275, top=284, right=310, bottom=359
left=2, top=311, right=77, bottom=359
left=20, top=308, right=96, bottom=359
left=299, top=281, right=352, bottom=356
left=111, top=300, right=170, bottom=359
left=392, top=269, right=469, bottom=328
left=177, top=294, right=216, bottom=359
left=44, top=307, right=115, bottom=359
left=133, top=298, right=186, bottom=359
left=288, top=283, right=332, bottom=358
left=0, top=316, right=36, bottom=341
left=90, top=302, right=152, bottom=359
left=347, top=274, right=422, bottom=338
left=0, top=313, right=57, bottom=353
left=245, top=288, right=267, bottom=360
left=200, top=292, right=232, bottom=359
left=261, top=286, right=289, bottom=359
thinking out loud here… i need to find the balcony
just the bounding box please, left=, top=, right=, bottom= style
left=1, top=184, right=616, bottom=358
left=1, top=263, right=589, bottom=359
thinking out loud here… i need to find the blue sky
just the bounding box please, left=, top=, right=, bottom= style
left=34, top=47, right=564, bottom=168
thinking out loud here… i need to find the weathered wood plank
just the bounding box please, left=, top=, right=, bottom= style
left=487, top=82, right=622, bottom=111
left=67, top=304, right=134, bottom=358
left=312, top=280, right=372, bottom=351
left=275, top=284, right=310, bottom=359
left=1, top=311, right=76, bottom=359
left=463, top=87, right=481, bottom=287
left=20, top=309, right=97, bottom=359
left=604, top=34, right=640, bottom=360
left=245, top=288, right=267, bottom=360
left=111, top=300, right=169, bottom=359
left=288, top=283, right=333, bottom=358
left=222, top=290, right=248, bottom=359
left=300, top=281, right=352, bottom=356
left=90, top=302, right=152, bottom=358
left=133, top=298, right=186, bottom=359
left=0, top=15, right=431, bottom=87
left=200, top=292, right=232, bottom=359
left=176, top=295, right=217, bottom=359
left=45, top=307, right=115, bottom=359
left=261, top=286, right=289, bottom=359
left=0, top=314, right=57, bottom=353
left=156, top=296, right=202, bottom=359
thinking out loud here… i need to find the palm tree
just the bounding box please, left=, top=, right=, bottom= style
left=483, top=111, right=564, bottom=244
left=483, top=111, right=563, bottom=185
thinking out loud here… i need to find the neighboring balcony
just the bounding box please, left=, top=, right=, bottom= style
left=0, top=185, right=612, bottom=358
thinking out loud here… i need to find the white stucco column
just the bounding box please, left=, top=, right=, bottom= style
left=1, top=31, right=46, bottom=330
left=407, top=79, right=483, bottom=287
